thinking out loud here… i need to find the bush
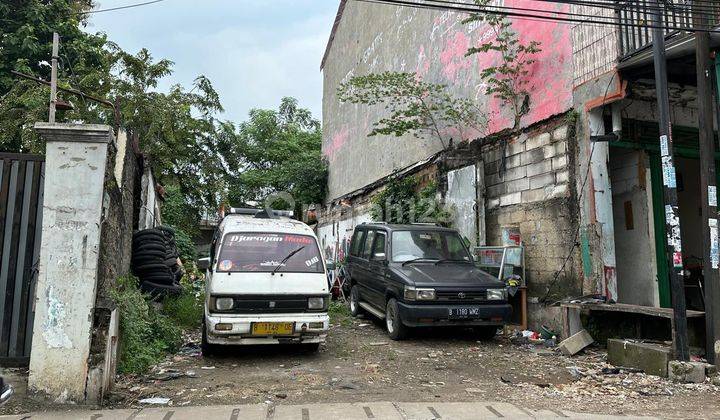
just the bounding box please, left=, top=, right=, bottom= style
left=111, top=276, right=182, bottom=374
left=170, top=225, right=198, bottom=265
left=162, top=278, right=204, bottom=329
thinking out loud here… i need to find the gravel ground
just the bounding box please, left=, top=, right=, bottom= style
left=3, top=305, right=720, bottom=418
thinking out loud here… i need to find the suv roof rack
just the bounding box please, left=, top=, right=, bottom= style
left=410, top=222, right=442, bottom=226
left=362, top=221, right=387, bottom=225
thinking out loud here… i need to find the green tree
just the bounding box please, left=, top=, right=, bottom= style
left=0, top=0, right=112, bottom=152
left=226, top=97, right=328, bottom=209
left=337, top=72, right=486, bottom=148
left=463, top=0, right=542, bottom=131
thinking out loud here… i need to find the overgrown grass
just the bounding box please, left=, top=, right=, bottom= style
left=162, top=279, right=204, bottom=329
left=329, top=300, right=352, bottom=327
left=111, top=276, right=182, bottom=374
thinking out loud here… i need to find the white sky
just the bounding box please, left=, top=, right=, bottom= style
left=87, top=0, right=338, bottom=122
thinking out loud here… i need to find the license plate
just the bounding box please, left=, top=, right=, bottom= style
left=448, top=307, right=481, bottom=319
left=251, top=322, right=294, bottom=335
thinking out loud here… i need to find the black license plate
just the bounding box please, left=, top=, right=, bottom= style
left=448, top=307, right=481, bottom=319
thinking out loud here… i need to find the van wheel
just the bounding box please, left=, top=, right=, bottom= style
left=349, top=285, right=363, bottom=317
left=385, top=298, right=408, bottom=340
left=201, top=321, right=217, bottom=357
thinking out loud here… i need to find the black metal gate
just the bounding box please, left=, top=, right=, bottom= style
left=0, top=153, right=44, bottom=366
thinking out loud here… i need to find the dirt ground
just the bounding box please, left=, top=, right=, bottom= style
left=3, top=307, right=720, bottom=418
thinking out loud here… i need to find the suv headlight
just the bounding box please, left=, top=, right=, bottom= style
left=404, top=286, right=436, bottom=301
left=486, top=288, right=507, bottom=301
left=215, top=297, right=234, bottom=310
left=308, top=297, right=326, bottom=310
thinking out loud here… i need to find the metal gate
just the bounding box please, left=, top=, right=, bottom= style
left=0, top=153, right=44, bottom=365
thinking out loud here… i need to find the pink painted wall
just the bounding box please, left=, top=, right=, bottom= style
left=322, top=0, right=574, bottom=199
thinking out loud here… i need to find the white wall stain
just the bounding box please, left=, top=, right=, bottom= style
left=42, top=285, right=73, bottom=349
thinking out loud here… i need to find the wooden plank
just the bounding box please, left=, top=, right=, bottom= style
left=15, top=161, right=42, bottom=358
left=9, top=162, right=34, bottom=356
left=24, top=162, right=44, bottom=357
left=0, top=153, right=44, bottom=162
left=0, top=161, right=20, bottom=357
left=560, top=302, right=705, bottom=318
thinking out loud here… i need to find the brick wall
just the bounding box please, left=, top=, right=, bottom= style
left=482, top=119, right=583, bottom=313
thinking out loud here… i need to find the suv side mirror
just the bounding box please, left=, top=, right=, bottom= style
left=373, top=252, right=386, bottom=261
left=197, top=257, right=211, bottom=271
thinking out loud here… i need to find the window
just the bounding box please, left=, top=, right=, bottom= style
left=349, top=230, right=365, bottom=256
left=391, top=230, right=471, bottom=263
left=371, top=232, right=386, bottom=259
left=216, top=232, right=323, bottom=273
left=361, top=230, right=376, bottom=260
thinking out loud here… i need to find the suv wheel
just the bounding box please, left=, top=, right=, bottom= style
left=385, top=298, right=408, bottom=340
left=349, top=285, right=363, bottom=317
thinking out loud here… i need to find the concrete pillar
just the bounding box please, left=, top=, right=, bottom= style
left=28, top=123, right=113, bottom=403
left=588, top=109, right=618, bottom=302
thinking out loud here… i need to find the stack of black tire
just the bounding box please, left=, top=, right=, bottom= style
left=132, top=226, right=184, bottom=297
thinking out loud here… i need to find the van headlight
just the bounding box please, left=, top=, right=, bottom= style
left=308, top=297, right=326, bottom=310
left=404, top=286, right=435, bottom=301
left=215, top=297, right=234, bottom=311
left=486, top=289, right=507, bottom=301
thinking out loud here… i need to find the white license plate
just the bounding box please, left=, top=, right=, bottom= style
left=448, top=307, right=481, bottom=318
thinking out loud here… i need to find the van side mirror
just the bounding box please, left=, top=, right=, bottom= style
left=373, top=252, right=386, bottom=261
left=197, top=257, right=211, bottom=271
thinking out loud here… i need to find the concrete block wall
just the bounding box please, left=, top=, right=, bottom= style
left=482, top=120, right=582, bottom=325
left=484, top=124, right=572, bottom=210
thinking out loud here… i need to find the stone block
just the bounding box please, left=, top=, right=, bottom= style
left=607, top=339, right=671, bottom=377
left=550, top=183, right=569, bottom=198
left=668, top=361, right=708, bottom=383
left=526, top=160, right=552, bottom=177
left=521, top=188, right=546, bottom=204
left=499, top=192, right=522, bottom=207
left=486, top=198, right=500, bottom=209
left=552, top=155, right=568, bottom=170
left=529, top=173, right=555, bottom=189
left=507, top=139, right=525, bottom=156
left=558, top=329, right=594, bottom=356
left=555, top=170, right=569, bottom=183
left=521, top=148, right=546, bottom=166
left=504, top=165, right=528, bottom=181
left=526, top=132, right=551, bottom=150
left=505, top=178, right=530, bottom=194
left=553, top=125, right=569, bottom=141
left=543, top=144, right=557, bottom=159
left=487, top=184, right=505, bottom=198
left=504, top=153, right=523, bottom=169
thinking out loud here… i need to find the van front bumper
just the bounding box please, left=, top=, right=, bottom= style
left=397, top=302, right=512, bottom=327
left=205, top=312, right=329, bottom=345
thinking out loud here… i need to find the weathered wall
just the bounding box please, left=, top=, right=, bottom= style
left=610, top=148, right=658, bottom=307
left=28, top=124, right=112, bottom=402
left=322, top=0, right=574, bottom=201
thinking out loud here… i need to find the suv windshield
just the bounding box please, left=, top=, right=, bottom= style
left=391, top=230, right=472, bottom=263
left=217, top=233, right=323, bottom=273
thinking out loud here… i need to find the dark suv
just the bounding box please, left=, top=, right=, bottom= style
left=346, top=223, right=511, bottom=340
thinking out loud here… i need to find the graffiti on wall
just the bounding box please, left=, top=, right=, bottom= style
left=322, top=0, right=573, bottom=197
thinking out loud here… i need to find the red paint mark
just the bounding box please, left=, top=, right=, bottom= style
left=439, top=31, right=470, bottom=82
left=324, top=126, right=349, bottom=161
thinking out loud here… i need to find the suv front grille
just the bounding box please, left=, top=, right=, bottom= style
left=435, top=290, right=487, bottom=302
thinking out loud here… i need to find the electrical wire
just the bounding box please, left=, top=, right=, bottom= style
left=73, top=0, right=166, bottom=15
left=355, top=0, right=720, bottom=33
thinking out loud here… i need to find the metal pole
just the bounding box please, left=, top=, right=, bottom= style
left=649, top=0, right=690, bottom=361
left=694, top=0, right=719, bottom=367
left=48, top=32, right=59, bottom=123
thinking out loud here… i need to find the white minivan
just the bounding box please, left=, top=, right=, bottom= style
left=199, top=208, right=330, bottom=354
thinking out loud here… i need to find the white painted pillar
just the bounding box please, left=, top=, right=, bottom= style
left=28, top=123, right=113, bottom=402
left=588, top=109, right=618, bottom=302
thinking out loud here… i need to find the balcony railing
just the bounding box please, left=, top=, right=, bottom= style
left=617, top=0, right=720, bottom=59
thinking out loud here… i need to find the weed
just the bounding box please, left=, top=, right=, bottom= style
left=328, top=300, right=352, bottom=327
left=111, top=276, right=182, bottom=374
left=163, top=282, right=204, bottom=329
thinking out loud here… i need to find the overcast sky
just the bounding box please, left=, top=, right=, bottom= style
left=88, top=0, right=338, bottom=123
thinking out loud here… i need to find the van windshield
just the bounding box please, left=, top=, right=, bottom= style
left=217, top=233, right=324, bottom=273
